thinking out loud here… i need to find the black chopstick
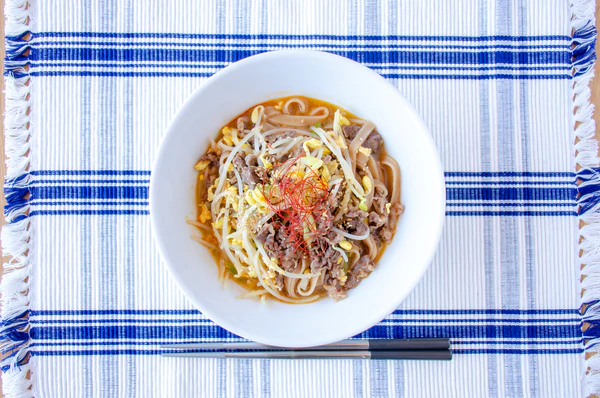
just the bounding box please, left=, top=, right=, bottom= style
left=162, top=349, right=452, bottom=360
left=161, top=338, right=450, bottom=352
left=160, top=338, right=452, bottom=361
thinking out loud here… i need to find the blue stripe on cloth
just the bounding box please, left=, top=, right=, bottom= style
left=446, top=203, right=576, bottom=207
left=31, top=48, right=571, bottom=65
left=478, top=1, right=497, bottom=392
left=29, top=317, right=582, bottom=324
left=30, top=348, right=584, bottom=357
left=353, top=360, right=364, bottom=398
left=30, top=308, right=579, bottom=316
left=28, top=339, right=583, bottom=347
left=518, top=0, right=539, bottom=393
left=445, top=211, right=577, bottom=216
left=29, top=210, right=150, bottom=216
left=32, top=32, right=573, bottom=41
left=235, top=359, right=253, bottom=398
left=22, top=71, right=571, bottom=80
left=30, top=170, right=152, bottom=176
left=27, top=185, right=576, bottom=201
left=29, top=201, right=149, bottom=206
left=445, top=171, right=574, bottom=177
left=455, top=340, right=581, bottom=345
left=495, top=0, right=524, bottom=384
left=79, top=3, right=93, bottom=388
left=99, top=1, right=119, bottom=393
left=24, top=180, right=578, bottom=217
left=452, top=349, right=583, bottom=354
left=219, top=358, right=227, bottom=398
left=124, top=212, right=136, bottom=396
left=445, top=181, right=575, bottom=185
left=32, top=41, right=571, bottom=50
left=23, top=32, right=573, bottom=81
left=123, top=1, right=136, bottom=393
left=446, top=187, right=575, bottom=201
left=30, top=324, right=581, bottom=340
left=260, top=360, right=269, bottom=398
left=30, top=179, right=150, bottom=184
left=30, top=186, right=149, bottom=199
left=26, top=62, right=572, bottom=72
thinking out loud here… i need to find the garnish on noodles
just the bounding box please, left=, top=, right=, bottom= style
left=189, top=96, right=404, bottom=303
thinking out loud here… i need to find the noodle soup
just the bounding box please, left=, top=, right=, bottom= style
left=190, top=96, right=403, bottom=303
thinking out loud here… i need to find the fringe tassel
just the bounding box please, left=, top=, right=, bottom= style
left=572, top=0, right=600, bottom=396
left=2, top=0, right=34, bottom=397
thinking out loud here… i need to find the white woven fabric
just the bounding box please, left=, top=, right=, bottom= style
left=2, top=0, right=597, bottom=397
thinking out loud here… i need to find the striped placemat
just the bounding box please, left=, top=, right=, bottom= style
left=1, top=0, right=598, bottom=397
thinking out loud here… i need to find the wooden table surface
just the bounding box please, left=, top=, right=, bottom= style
left=0, top=4, right=599, bottom=395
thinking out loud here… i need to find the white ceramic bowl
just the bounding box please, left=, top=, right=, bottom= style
left=150, top=50, right=445, bottom=347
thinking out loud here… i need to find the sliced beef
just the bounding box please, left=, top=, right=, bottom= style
left=342, top=125, right=360, bottom=140
left=241, top=166, right=260, bottom=188
left=342, top=125, right=383, bottom=152
left=275, top=273, right=284, bottom=290
left=201, top=150, right=219, bottom=166
left=265, top=130, right=296, bottom=144
left=255, top=223, right=275, bottom=247
left=372, top=187, right=388, bottom=215
left=281, top=259, right=300, bottom=273
left=323, top=281, right=347, bottom=301
left=337, top=206, right=369, bottom=237
left=378, top=229, right=393, bottom=243
left=205, top=172, right=218, bottom=192
left=327, top=261, right=345, bottom=282
left=377, top=203, right=405, bottom=244
left=368, top=211, right=387, bottom=229
left=237, top=116, right=248, bottom=132
left=232, top=154, right=264, bottom=188
left=309, top=255, right=328, bottom=273
left=232, top=155, right=245, bottom=169
left=197, top=150, right=220, bottom=201
left=329, top=181, right=345, bottom=207
left=345, top=207, right=368, bottom=219
left=372, top=197, right=387, bottom=215
left=325, top=231, right=343, bottom=246
left=345, top=218, right=369, bottom=236
left=255, top=167, right=268, bottom=182
left=344, top=255, right=375, bottom=290
left=362, top=131, right=383, bottom=152
left=257, top=223, right=303, bottom=275
left=322, top=255, right=375, bottom=300
left=315, top=210, right=333, bottom=234
left=309, top=244, right=339, bottom=271
left=324, top=246, right=341, bottom=264
left=244, top=153, right=259, bottom=167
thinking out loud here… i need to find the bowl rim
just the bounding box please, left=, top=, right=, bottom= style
left=150, top=49, right=446, bottom=347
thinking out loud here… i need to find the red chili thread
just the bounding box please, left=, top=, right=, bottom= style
left=261, top=155, right=332, bottom=256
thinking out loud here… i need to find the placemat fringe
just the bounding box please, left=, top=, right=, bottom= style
left=1, top=0, right=34, bottom=397
left=572, top=0, right=600, bottom=396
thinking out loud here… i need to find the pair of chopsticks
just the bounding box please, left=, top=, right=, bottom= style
left=161, top=338, right=452, bottom=360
